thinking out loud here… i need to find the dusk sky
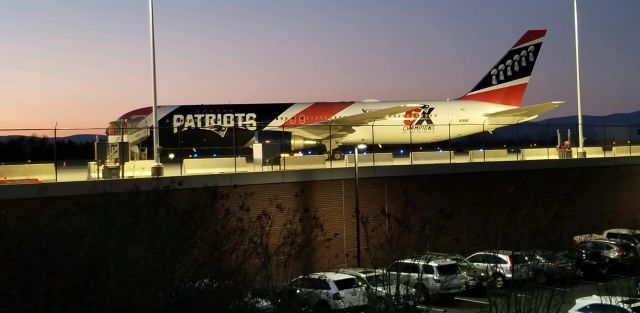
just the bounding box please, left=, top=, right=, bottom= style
left=1, top=0, right=639, bottom=133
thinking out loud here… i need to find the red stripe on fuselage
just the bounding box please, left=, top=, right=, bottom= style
left=459, top=83, right=527, bottom=106
left=120, top=107, right=152, bottom=120
left=281, top=101, right=355, bottom=128
left=512, top=30, right=546, bottom=48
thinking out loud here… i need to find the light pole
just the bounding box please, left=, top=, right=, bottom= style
left=354, top=143, right=366, bottom=267
left=573, top=0, right=586, bottom=158
left=149, top=0, right=164, bottom=175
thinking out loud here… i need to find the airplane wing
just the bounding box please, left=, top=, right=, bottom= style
left=485, top=101, right=563, bottom=119
left=293, top=104, right=424, bottom=139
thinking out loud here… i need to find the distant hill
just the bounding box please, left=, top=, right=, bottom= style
left=487, top=111, right=640, bottom=144
left=538, top=111, right=640, bottom=126
left=0, top=134, right=107, bottom=143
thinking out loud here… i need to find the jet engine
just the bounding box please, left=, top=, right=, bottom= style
left=254, top=130, right=321, bottom=151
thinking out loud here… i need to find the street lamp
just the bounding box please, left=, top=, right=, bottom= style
left=149, top=0, right=164, bottom=175
left=573, top=0, right=586, bottom=158
left=354, top=143, right=367, bottom=267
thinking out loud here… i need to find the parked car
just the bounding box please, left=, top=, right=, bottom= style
left=387, top=257, right=466, bottom=303
left=604, top=229, right=640, bottom=250
left=558, top=248, right=609, bottom=279
left=523, top=249, right=576, bottom=284
left=288, top=272, right=368, bottom=312
left=465, top=250, right=531, bottom=288
left=574, top=229, right=640, bottom=251
left=576, top=239, right=638, bottom=271
left=337, top=268, right=416, bottom=310
left=568, top=295, right=640, bottom=313
left=424, top=252, right=489, bottom=291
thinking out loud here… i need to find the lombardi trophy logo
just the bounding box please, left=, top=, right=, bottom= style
left=403, top=105, right=435, bottom=128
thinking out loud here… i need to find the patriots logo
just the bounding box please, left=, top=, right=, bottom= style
left=206, top=124, right=229, bottom=137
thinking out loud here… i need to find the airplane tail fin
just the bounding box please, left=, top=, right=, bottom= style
left=458, top=30, right=547, bottom=107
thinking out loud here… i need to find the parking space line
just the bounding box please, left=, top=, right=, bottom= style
left=574, top=280, right=604, bottom=285
left=537, top=285, right=570, bottom=292
left=610, top=274, right=635, bottom=278
left=416, top=305, right=447, bottom=312
left=454, top=296, right=489, bottom=305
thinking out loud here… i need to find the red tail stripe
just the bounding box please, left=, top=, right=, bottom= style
left=281, top=101, right=354, bottom=128
left=459, top=83, right=528, bottom=106
left=512, top=30, right=546, bottom=48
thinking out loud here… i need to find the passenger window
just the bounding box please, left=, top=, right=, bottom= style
left=486, top=255, right=505, bottom=264
left=293, top=278, right=309, bottom=289
left=388, top=262, right=401, bottom=272
left=400, top=263, right=420, bottom=274
left=291, top=278, right=302, bottom=288
left=422, top=265, right=434, bottom=275
left=467, top=254, right=485, bottom=263
left=312, top=279, right=331, bottom=290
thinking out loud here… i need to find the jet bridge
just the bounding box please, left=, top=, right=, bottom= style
left=96, top=120, right=151, bottom=178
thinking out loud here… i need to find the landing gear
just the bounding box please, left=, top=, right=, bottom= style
left=330, top=150, right=344, bottom=160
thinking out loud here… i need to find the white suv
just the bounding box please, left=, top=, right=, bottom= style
left=289, top=272, right=368, bottom=312
left=337, top=268, right=416, bottom=309
left=386, top=258, right=466, bottom=303
left=466, top=250, right=531, bottom=288
left=568, top=295, right=640, bottom=313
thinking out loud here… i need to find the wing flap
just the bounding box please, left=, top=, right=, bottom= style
left=323, top=104, right=423, bottom=125
left=292, top=104, right=423, bottom=139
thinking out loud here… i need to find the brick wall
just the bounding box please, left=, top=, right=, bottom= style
left=1, top=164, right=639, bottom=309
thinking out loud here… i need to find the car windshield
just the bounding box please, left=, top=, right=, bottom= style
left=334, top=278, right=359, bottom=290
left=455, top=258, right=473, bottom=268
left=436, top=264, right=459, bottom=276
left=365, top=274, right=386, bottom=287
left=538, top=251, right=566, bottom=263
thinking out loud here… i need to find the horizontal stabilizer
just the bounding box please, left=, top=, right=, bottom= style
left=484, top=101, right=563, bottom=119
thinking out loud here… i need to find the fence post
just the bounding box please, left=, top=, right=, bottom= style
left=448, top=121, right=452, bottom=163
left=54, top=122, right=58, bottom=181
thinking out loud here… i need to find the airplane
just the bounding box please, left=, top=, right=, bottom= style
left=107, top=29, right=562, bottom=160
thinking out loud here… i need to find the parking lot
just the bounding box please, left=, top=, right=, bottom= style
left=414, top=274, right=638, bottom=313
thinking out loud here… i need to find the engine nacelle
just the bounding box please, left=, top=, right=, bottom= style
left=254, top=131, right=321, bottom=151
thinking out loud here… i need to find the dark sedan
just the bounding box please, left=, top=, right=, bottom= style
left=523, top=249, right=576, bottom=284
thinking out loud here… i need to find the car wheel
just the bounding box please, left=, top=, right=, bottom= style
left=414, top=284, right=430, bottom=304
left=440, top=293, right=457, bottom=303
left=373, top=296, right=389, bottom=312
left=314, top=301, right=331, bottom=313
left=331, top=150, right=343, bottom=160
left=492, top=274, right=506, bottom=289
left=535, top=271, right=548, bottom=284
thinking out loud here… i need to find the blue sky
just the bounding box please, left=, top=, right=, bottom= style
left=1, top=0, right=639, bottom=131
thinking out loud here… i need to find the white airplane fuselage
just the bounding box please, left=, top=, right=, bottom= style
left=263, top=100, right=529, bottom=146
